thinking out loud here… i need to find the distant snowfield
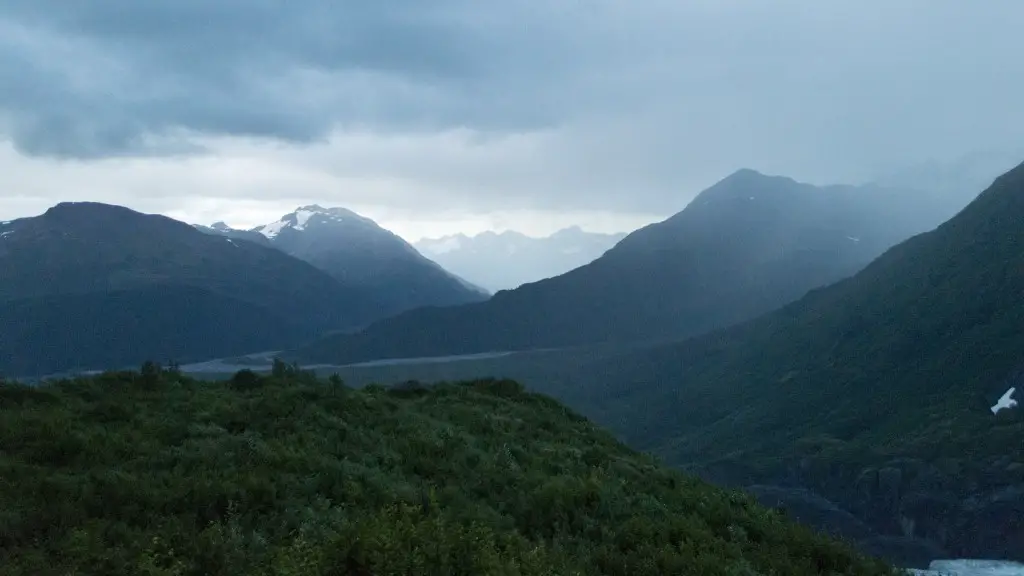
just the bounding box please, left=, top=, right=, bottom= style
left=908, top=559, right=1024, bottom=575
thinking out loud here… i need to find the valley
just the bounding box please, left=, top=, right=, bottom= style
left=2, top=161, right=1021, bottom=573
left=4, top=3, right=1023, bottom=573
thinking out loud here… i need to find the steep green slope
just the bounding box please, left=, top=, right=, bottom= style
left=558, top=162, right=1024, bottom=560
left=292, top=170, right=959, bottom=366
left=0, top=369, right=894, bottom=576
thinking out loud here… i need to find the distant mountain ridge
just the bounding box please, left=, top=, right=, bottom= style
left=200, top=205, right=489, bottom=317
left=292, top=169, right=958, bottom=365
left=192, top=221, right=271, bottom=246
left=0, top=202, right=381, bottom=377
left=415, top=227, right=628, bottom=292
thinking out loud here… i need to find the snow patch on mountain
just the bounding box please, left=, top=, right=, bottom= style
left=254, top=205, right=380, bottom=239
left=258, top=219, right=287, bottom=239
left=991, top=387, right=1018, bottom=415
left=293, top=209, right=316, bottom=230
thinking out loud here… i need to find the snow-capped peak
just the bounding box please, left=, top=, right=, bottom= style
left=253, top=205, right=378, bottom=239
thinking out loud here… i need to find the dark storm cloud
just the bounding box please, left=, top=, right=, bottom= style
left=0, top=0, right=1023, bottom=215
left=0, top=0, right=571, bottom=157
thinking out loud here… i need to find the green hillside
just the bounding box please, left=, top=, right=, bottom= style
left=0, top=367, right=894, bottom=575
left=557, top=162, right=1024, bottom=560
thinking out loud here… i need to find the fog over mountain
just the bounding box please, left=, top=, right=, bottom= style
left=415, top=227, right=627, bottom=292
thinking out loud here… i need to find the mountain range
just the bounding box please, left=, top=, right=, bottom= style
left=2, top=159, right=1018, bottom=565
left=0, top=203, right=382, bottom=377
left=547, top=161, right=1024, bottom=562
left=415, top=227, right=628, bottom=292
left=198, top=205, right=489, bottom=317
left=292, top=169, right=975, bottom=366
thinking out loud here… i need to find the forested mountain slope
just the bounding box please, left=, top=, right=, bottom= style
left=557, top=161, right=1024, bottom=561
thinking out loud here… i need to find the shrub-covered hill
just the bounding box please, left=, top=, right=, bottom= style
left=0, top=367, right=895, bottom=576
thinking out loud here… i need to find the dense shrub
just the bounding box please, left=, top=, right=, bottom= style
left=0, top=373, right=896, bottom=575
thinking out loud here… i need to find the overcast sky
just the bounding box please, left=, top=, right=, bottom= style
left=1, top=1, right=1022, bottom=240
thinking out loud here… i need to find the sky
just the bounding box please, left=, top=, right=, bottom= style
left=1, top=1, right=1022, bottom=241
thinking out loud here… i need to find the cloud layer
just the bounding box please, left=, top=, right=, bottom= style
left=1, top=1, right=1023, bottom=235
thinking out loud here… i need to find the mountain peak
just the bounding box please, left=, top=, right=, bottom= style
left=716, top=168, right=799, bottom=190
left=39, top=202, right=192, bottom=236
left=44, top=201, right=137, bottom=219
left=246, top=205, right=486, bottom=314
left=253, top=205, right=377, bottom=239
left=680, top=169, right=808, bottom=212
left=724, top=167, right=766, bottom=180
left=294, top=204, right=365, bottom=219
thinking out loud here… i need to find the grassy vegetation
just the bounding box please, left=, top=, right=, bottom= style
left=0, top=364, right=896, bottom=575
